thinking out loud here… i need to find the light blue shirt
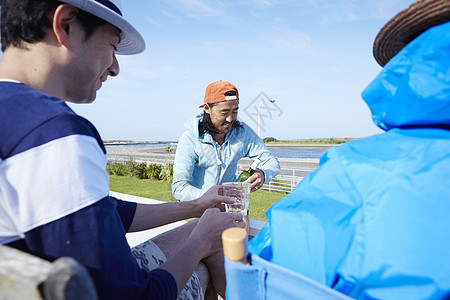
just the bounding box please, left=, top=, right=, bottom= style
left=172, top=115, right=280, bottom=201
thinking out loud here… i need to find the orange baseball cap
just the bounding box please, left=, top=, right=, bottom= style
left=199, top=80, right=239, bottom=108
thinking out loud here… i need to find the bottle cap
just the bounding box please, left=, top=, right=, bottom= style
left=222, top=227, right=248, bottom=262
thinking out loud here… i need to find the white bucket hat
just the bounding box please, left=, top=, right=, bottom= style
left=60, top=0, right=145, bottom=55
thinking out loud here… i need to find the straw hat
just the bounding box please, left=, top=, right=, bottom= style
left=373, top=0, right=450, bottom=67
left=60, top=0, right=145, bottom=55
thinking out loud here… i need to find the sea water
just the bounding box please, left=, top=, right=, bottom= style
left=267, top=147, right=327, bottom=159
left=106, top=142, right=329, bottom=159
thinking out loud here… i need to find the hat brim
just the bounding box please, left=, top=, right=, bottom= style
left=60, top=0, right=146, bottom=55
left=373, top=0, right=450, bottom=67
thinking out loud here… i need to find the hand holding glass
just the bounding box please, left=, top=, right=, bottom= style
left=222, top=182, right=251, bottom=216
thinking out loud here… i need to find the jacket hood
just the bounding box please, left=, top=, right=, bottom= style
left=184, top=113, right=203, bottom=135
left=362, top=21, right=450, bottom=131
left=184, top=113, right=213, bottom=144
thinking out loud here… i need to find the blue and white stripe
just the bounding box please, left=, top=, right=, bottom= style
left=0, top=81, right=109, bottom=244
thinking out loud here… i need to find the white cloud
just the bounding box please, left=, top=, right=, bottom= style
left=117, top=55, right=191, bottom=83
left=292, top=0, right=416, bottom=25
left=159, top=9, right=183, bottom=23
left=250, top=0, right=276, bottom=9
left=146, top=16, right=164, bottom=28
left=173, top=0, right=223, bottom=18
left=329, top=65, right=342, bottom=73
left=365, top=0, right=416, bottom=20
left=268, top=27, right=313, bottom=53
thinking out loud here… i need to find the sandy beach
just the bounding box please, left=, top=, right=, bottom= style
left=105, top=144, right=320, bottom=171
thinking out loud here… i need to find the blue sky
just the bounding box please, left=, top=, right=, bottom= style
left=8, top=0, right=418, bottom=141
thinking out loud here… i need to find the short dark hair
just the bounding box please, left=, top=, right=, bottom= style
left=198, top=102, right=243, bottom=135
left=1, top=0, right=107, bottom=52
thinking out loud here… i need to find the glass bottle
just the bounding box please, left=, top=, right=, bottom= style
left=237, top=158, right=261, bottom=182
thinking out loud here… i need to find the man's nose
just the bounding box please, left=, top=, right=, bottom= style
left=109, top=54, right=120, bottom=77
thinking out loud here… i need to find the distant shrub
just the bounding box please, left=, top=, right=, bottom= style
left=165, top=146, right=174, bottom=156
left=315, top=138, right=349, bottom=144
left=147, top=163, right=162, bottom=180
left=131, top=162, right=162, bottom=180
left=160, top=163, right=174, bottom=182
left=332, top=138, right=348, bottom=144
left=263, top=137, right=278, bottom=143
left=133, top=163, right=149, bottom=179
left=107, top=159, right=167, bottom=181
left=125, top=156, right=137, bottom=176
left=107, top=161, right=129, bottom=176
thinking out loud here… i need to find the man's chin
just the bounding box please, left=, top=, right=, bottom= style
left=66, top=94, right=96, bottom=104
left=221, top=123, right=233, bottom=130
left=219, top=128, right=231, bottom=134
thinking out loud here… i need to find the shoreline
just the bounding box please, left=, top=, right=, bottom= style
left=104, top=142, right=334, bottom=149
left=105, top=144, right=320, bottom=170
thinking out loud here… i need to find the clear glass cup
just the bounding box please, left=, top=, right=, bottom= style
left=222, top=182, right=251, bottom=216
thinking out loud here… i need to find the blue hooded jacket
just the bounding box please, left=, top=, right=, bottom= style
left=249, top=22, right=450, bottom=299
left=172, top=114, right=280, bottom=201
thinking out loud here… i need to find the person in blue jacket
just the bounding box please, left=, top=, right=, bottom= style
left=172, top=80, right=280, bottom=202
left=0, top=1, right=245, bottom=299
left=249, top=0, right=450, bottom=299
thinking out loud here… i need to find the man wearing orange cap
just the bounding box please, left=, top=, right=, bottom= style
left=172, top=80, right=280, bottom=202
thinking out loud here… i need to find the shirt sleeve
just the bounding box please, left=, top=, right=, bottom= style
left=244, top=124, right=280, bottom=182
left=19, top=197, right=178, bottom=300
left=113, top=197, right=137, bottom=233
left=171, top=132, right=203, bottom=201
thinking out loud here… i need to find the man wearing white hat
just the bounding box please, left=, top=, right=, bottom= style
left=0, top=1, right=245, bottom=299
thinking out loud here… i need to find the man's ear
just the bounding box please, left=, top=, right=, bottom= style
left=204, top=104, right=211, bottom=114
left=52, top=4, right=80, bottom=47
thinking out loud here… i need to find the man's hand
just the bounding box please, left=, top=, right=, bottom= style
left=157, top=208, right=244, bottom=295
left=239, top=166, right=265, bottom=192
left=192, top=185, right=237, bottom=217
left=190, top=208, right=245, bottom=256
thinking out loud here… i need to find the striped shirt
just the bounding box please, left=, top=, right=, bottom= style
left=0, top=81, right=176, bottom=299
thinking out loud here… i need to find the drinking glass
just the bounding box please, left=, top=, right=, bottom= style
left=222, top=182, right=251, bottom=216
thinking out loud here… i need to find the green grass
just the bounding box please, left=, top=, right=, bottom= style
left=247, top=190, right=286, bottom=221
left=109, top=175, right=286, bottom=221
left=109, top=175, right=176, bottom=201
